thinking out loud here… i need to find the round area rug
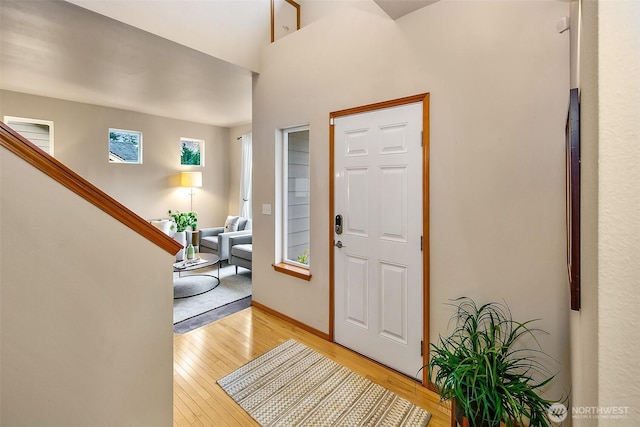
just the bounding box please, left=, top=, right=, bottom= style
left=173, top=275, right=219, bottom=298
left=173, top=265, right=252, bottom=324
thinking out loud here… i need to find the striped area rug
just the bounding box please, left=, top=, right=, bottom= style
left=217, top=339, right=431, bottom=426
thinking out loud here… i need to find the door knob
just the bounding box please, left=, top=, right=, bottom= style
left=335, top=240, right=345, bottom=248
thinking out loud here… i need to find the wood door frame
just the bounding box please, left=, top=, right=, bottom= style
left=329, top=93, right=430, bottom=385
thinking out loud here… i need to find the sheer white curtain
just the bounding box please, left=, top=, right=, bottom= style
left=239, top=133, right=252, bottom=218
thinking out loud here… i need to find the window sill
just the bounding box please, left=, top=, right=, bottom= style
left=273, top=263, right=312, bottom=281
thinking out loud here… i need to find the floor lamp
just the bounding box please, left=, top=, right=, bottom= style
left=180, top=171, right=202, bottom=212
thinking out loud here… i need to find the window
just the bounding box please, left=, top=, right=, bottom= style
left=271, top=0, right=300, bottom=42
left=4, top=116, right=54, bottom=155
left=239, top=133, right=252, bottom=218
left=282, top=126, right=310, bottom=269
left=109, top=128, right=142, bottom=164
left=180, top=137, right=204, bottom=166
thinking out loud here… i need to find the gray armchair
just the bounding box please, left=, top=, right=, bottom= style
left=199, top=217, right=252, bottom=262
left=229, top=234, right=252, bottom=273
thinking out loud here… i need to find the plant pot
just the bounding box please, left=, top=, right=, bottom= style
left=174, top=231, right=186, bottom=261
left=454, top=399, right=499, bottom=427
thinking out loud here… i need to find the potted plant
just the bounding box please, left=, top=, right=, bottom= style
left=168, top=210, right=198, bottom=260
left=428, top=297, right=560, bottom=427
left=297, top=249, right=309, bottom=265
left=168, top=210, right=198, bottom=232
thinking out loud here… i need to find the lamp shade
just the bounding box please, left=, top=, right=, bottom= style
left=180, top=171, right=202, bottom=188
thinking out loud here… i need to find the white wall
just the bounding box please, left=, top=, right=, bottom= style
left=596, top=1, right=640, bottom=421
left=0, top=90, right=232, bottom=228
left=253, top=0, right=570, bottom=401
left=570, top=0, right=599, bottom=423
left=1, top=146, right=174, bottom=426
left=572, top=2, right=640, bottom=425
left=572, top=1, right=640, bottom=426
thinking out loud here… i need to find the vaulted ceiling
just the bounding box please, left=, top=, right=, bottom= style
left=0, top=0, right=437, bottom=127
left=1, top=0, right=255, bottom=127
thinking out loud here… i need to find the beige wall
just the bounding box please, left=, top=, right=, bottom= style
left=253, top=0, right=570, bottom=399
left=0, top=90, right=232, bottom=228
left=572, top=1, right=640, bottom=426
left=1, top=146, right=175, bottom=426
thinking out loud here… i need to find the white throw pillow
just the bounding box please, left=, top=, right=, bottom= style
left=224, top=216, right=240, bottom=232
left=151, top=219, right=176, bottom=238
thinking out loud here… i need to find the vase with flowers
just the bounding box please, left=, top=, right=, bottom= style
left=168, top=210, right=198, bottom=260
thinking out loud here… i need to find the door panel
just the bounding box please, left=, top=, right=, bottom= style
left=345, top=130, right=369, bottom=156
left=345, top=168, right=369, bottom=236
left=333, top=101, right=423, bottom=377
left=379, top=123, right=409, bottom=154
left=379, top=262, right=408, bottom=344
left=379, top=166, right=408, bottom=242
left=345, top=255, right=369, bottom=328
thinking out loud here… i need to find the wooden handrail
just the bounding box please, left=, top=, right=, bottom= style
left=0, top=121, right=182, bottom=255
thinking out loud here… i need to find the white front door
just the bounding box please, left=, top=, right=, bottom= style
left=333, top=100, right=425, bottom=378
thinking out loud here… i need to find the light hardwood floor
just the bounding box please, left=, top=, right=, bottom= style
left=173, top=306, right=451, bottom=426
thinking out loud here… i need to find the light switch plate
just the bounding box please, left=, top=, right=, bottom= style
left=262, top=204, right=272, bottom=215
left=556, top=16, right=570, bottom=33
